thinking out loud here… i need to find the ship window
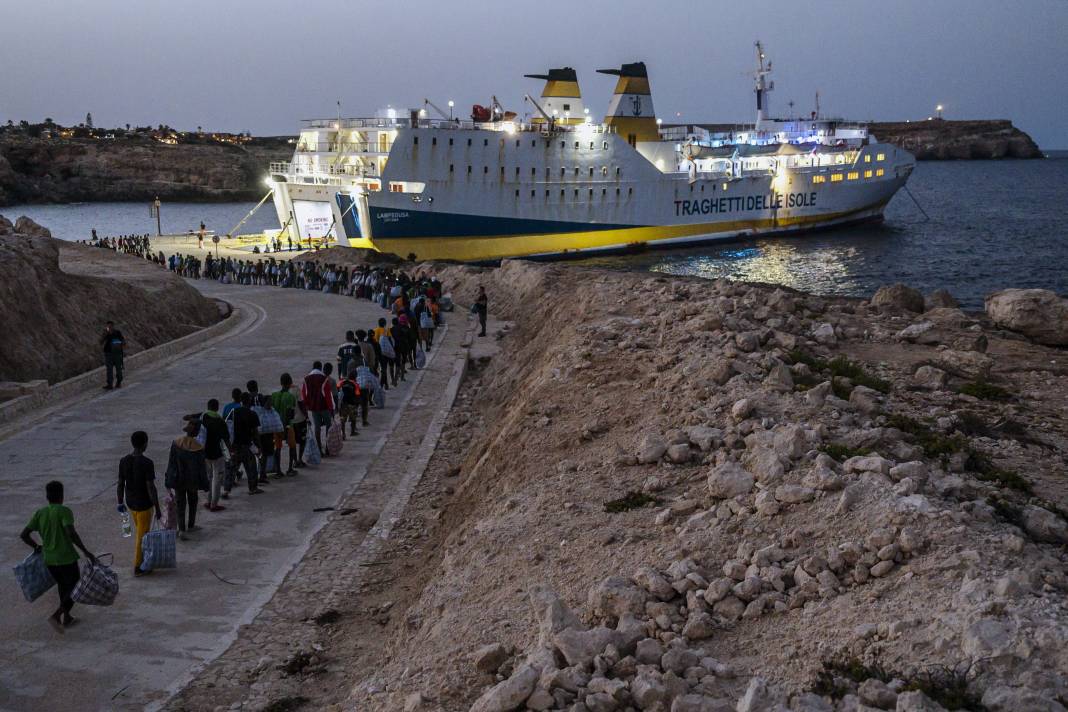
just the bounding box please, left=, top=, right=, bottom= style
left=515, top=139, right=520, bottom=147
left=589, top=167, right=594, bottom=177
left=531, top=189, right=536, bottom=197
left=603, top=141, right=608, bottom=150
left=563, top=103, right=570, bottom=111
left=812, top=175, right=825, bottom=184
left=574, top=167, right=579, bottom=176
left=467, top=165, right=472, bottom=174
left=449, top=138, right=453, bottom=146
left=414, top=136, right=419, bottom=146
left=700, top=185, right=704, bottom=192
left=628, top=187, right=633, bottom=195
left=831, top=173, right=843, bottom=182
left=877, top=153, right=885, bottom=161
left=561, top=167, right=566, bottom=176
left=722, top=183, right=728, bottom=191
left=483, top=166, right=489, bottom=174
left=515, top=189, right=519, bottom=197
left=560, top=140, right=565, bottom=148
left=560, top=189, right=565, bottom=198
left=588, top=188, right=593, bottom=197
left=531, top=140, right=536, bottom=147
left=864, top=154, right=871, bottom=163
left=484, top=139, right=488, bottom=146
left=616, top=188, right=620, bottom=196
left=516, top=166, right=520, bottom=176
left=864, top=170, right=873, bottom=178
left=575, top=141, right=580, bottom=149
left=847, top=171, right=859, bottom=180
left=500, top=166, right=505, bottom=177
left=531, top=167, right=536, bottom=176
left=467, top=138, right=472, bottom=146
left=876, top=168, right=885, bottom=177
left=590, top=142, right=595, bottom=150
left=616, top=167, right=621, bottom=175
left=545, top=189, right=550, bottom=197
left=432, top=137, right=437, bottom=146
left=602, top=166, right=608, bottom=176
left=574, top=188, right=579, bottom=197
left=449, top=164, right=454, bottom=173
left=602, top=188, right=607, bottom=196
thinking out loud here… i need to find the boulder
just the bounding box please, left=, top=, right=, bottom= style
left=843, top=455, right=892, bottom=475
left=13, top=216, right=52, bottom=238
left=633, top=566, right=676, bottom=601
left=631, top=672, right=668, bottom=710
left=849, top=385, right=882, bottom=414
left=638, top=435, right=668, bottom=464
left=707, top=462, right=755, bottom=499
left=774, top=485, right=816, bottom=504
left=986, top=289, right=1068, bottom=346
left=912, top=365, right=948, bottom=391
left=736, top=677, right=786, bottom=712
left=811, top=322, right=837, bottom=345
left=1020, top=505, right=1068, bottom=544
left=474, top=643, right=509, bottom=673
left=872, top=283, right=925, bottom=313
left=469, top=663, right=539, bottom=712
left=666, top=443, right=693, bottom=464
left=552, top=626, right=621, bottom=667
left=588, top=577, right=648, bottom=620
left=936, top=349, right=993, bottom=379
left=0, top=215, right=13, bottom=235
left=858, top=678, right=898, bottom=709
left=924, top=289, right=960, bottom=311
left=895, top=690, right=948, bottom=711
left=686, top=425, right=722, bottom=452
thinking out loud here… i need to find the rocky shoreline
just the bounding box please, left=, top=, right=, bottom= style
left=0, top=134, right=291, bottom=207
left=869, top=120, right=1043, bottom=161
left=162, top=253, right=1068, bottom=712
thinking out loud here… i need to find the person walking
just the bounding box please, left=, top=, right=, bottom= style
left=357, top=329, right=378, bottom=391
left=337, top=366, right=362, bottom=438
left=101, top=321, right=126, bottom=389
left=20, top=481, right=99, bottom=632
left=337, top=331, right=360, bottom=378
left=474, top=286, right=488, bottom=337
left=117, top=431, right=161, bottom=576
left=271, top=373, right=299, bottom=476
left=301, top=362, right=333, bottom=453
left=165, top=416, right=209, bottom=540
left=201, top=400, right=231, bottom=511
left=229, top=393, right=263, bottom=496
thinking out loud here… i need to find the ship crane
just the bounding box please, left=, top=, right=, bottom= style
left=524, top=94, right=556, bottom=129
left=423, top=98, right=452, bottom=121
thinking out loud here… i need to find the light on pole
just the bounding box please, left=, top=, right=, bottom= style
left=447, top=100, right=454, bottom=120
left=936, top=104, right=944, bottom=119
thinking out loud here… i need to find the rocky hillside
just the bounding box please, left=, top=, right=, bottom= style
left=0, top=135, right=291, bottom=206
left=0, top=215, right=221, bottom=384
left=321, top=262, right=1066, bottom=711
left=869, top=120, right=1043, bottom=160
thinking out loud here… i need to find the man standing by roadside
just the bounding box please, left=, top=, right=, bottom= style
left=474, top=286, right=488, bottom=337
left=229, top=393, right=263, bottom=496
left=337, top=331, right=360, bottom=378
left=271, top=373, right=299, bottom=476
left=118, top=431, right=162, bottom=576
left=165, top=417, right=208, bottom=540
left=201, top=400, right=231, bottom=511
left=20, top=481, right=99, bottom=632
left=101, top=321, right=126, bottom=389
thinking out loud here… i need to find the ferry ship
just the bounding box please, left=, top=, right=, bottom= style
left=265, top=44, right=915, bottom=262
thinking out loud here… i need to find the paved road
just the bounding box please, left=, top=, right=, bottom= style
left=0, top=282, right=442, bottom=711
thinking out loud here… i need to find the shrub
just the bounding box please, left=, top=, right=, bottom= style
left=966, top=450, right=1031, bottom=493
left=958, top=379, right=1011, bottom=401
left=603, top=491, right=660, bottom=513
left=812, top=657, right=987, bottom=710
left=828, top=356, right=891, bottom=394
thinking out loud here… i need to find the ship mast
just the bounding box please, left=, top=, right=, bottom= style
left=754, top=41, right=774, bottom=130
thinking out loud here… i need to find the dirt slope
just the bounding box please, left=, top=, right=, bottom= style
left=0, top=217, right=220, bottom=384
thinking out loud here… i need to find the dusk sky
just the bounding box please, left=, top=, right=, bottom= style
left=3, top=0, right=1066, bottom=148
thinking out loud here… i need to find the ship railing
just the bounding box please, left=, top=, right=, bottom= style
left=294, top=141, right=393, bottom=153
left=270, top=162, right=378, bottom=178
left=299, top=116, right=615, bottom=134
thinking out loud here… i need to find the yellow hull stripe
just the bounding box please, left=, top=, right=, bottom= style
left=353, top=202, right=887, bottom=262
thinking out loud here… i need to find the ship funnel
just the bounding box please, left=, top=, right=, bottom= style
left=524, top=67, right=586, bottom=125
left=596, top=61, right=659, bottom=144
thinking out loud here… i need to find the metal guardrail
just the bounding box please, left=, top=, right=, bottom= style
left=294, top=141, right=393, bottom=153
left=299, top=116, right=616, bottom=134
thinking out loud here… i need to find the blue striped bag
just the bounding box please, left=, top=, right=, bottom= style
left=13, top=551, right=55, bottom=602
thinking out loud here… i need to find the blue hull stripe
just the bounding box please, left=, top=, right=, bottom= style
left=367, top=205, right=638, bottom=238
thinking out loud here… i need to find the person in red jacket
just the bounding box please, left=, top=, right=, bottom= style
left=301, top=361, right=334, bottom=454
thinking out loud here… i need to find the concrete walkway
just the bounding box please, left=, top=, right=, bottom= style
left=0, top=282, right=452, bottom=711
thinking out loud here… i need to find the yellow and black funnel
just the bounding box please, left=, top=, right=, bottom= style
left=597, top=61, right=659, bottom=143
left=524, top=67, right=586, bottom=124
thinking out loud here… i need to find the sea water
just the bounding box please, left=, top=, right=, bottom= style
left=6, top=157, right=1066, bottom=309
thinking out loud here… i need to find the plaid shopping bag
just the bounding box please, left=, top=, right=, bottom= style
left=72, top=553, right=119, bottom=606
left=304, top=426, right=322, bottom=465
left=141, top=526, right=177, bottom=571
left=326, top=417, right=344, bottom=456
left=13, top=551, right=56, bottom=602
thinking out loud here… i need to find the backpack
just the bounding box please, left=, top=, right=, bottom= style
left=379, top=334, right=396, bottom=359
left=419, top=311, right=434, bottom=330
left=339, top=378, right=360, bottom=406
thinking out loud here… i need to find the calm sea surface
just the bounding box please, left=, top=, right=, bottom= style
left=5, top=156, right=1066, bottom=309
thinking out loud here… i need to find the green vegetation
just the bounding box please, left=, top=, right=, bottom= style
left=958, top=379, right=1011, bottom=401
left=604, top=491, right=661, bottom=513
left=888, top=414, right=1030, bottom=493
left=820, top=443, right=872, bottom=462
left=786, top=350, right=890, bottom=395
left=812, top=657, right=987, bottom=711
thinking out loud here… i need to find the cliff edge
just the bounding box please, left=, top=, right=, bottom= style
left=870, top=119, right=1043, bottom=160
left=0, top=215, right=221, bottom=384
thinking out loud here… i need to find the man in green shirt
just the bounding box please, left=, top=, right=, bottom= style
left=271, top=372, right=299, bottom=476
left=20, top=481, right=98, bottom=632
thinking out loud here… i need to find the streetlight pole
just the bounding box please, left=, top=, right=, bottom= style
left=153, top=196, right=161, bottom=236
left=448, top=100, right=454, bottom=120
left=936, top=104, right=944, bottom=120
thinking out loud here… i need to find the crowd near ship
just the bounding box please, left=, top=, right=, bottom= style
left=265, top=43, right=915, bottom=262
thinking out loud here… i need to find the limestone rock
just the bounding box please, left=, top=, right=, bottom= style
left=936, top=349, right=993, bottom=379
left=912, top=365, right=948, bottom=390
left=631, top=672, right=668, bottom=710
left=895, top=690, right=948, bottom=711
left=849, top=385, right=882, bottom=414
left=872, top=283, right=925, bottom=313
left=774, top=484, right=815, bottom=504
left=638, top=435, right=668, bottom=464
left=985, top=288, right=1068, bottom=346
left=736, top=676, right=785, bottom=712
left=731, top=398, right=753, bottom=420
left=666, top=443, right=693, bottom=464
left=588, top=577, right=648, bottom=620
left=687, top=425, right=722, bottom=452
left=812, top=322, right=837, bottom=345
left=682, top=611, right=716, bottom=640
left=924, top=289, right=959, bottom=311
left=1020, top=505, right=1068, bottom=544
left=633, top=566, right=676, bottom=602
left=13, top=216, right=52, bottom=238
left=707, top=462, right=755, bottom=499
left=858, top=678, right=898, bottom=709
left=474, top=643, right=510, bottom=673
left=553, top=626, right=621, bottom=668
left=469, top=663, right=539, bottom=712
left=843, top=455, right=892, bottom=475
